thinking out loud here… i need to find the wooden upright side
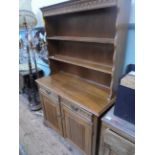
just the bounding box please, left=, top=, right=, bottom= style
left=110, top=0, right=131, bottom=98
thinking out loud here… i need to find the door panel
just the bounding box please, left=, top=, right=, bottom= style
left=40, top=91, right=63, bottom=135
left=67, top=116, right=85, bottom=150
left=62, top=105, right=92, bottom=155
left=44, top=96, right=59, bottom=128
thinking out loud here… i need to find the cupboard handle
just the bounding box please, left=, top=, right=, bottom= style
left=71, top=105, right=78, bottom=111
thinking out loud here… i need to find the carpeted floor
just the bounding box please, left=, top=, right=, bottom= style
left=19, top=95, right=84, bottom=155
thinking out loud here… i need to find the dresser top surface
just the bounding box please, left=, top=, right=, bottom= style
left=36, top=72, right=113, bottom=116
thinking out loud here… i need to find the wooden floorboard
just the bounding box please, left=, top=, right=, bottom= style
left=19, top=95, right=84, bottom=155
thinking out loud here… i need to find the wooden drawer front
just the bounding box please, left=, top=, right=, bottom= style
left=39, top=86, right=59, bottom=103
left=61, top=97, right=92, bottom=122
left=103, top=129, right=135, bottom=155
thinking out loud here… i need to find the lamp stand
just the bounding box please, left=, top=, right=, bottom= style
left=24, top=21, right=41, bottom=111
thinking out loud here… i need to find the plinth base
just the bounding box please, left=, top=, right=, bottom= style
left=29, top=102, right=42, bottom=111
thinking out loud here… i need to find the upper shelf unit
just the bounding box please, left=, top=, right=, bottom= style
left=41, top=0, right=131, bottom=98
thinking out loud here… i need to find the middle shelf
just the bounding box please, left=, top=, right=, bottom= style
left=47, top=36, right=114, bottom=44
left=49, top=54, right=113, bottom=74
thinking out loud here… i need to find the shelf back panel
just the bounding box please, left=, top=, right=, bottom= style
left=51, top=61, right=111, bottom=88
left=45, top=7, right=117, bottom=38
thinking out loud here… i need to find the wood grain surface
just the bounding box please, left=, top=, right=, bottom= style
left=36, top=72, right=113, bottom=116
left=49, top=55, right=112, bottom=74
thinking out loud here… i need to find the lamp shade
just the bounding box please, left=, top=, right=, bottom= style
left=19, top=10, right=37, bottom=29
left=19, top=0, right=37, bottom=29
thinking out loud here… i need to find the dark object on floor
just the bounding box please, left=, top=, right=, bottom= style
left=19, top=68, right=44, bottom=93
left=19, top=68, right=44, bottom=111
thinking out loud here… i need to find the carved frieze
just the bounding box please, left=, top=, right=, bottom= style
left=41, top=0, right=117, bottom=17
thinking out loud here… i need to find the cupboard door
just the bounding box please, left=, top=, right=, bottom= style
left=39, top=91, right=63, bottom=135
left=103, top=129, right=135, bottom=155
left=62, top=105, right=93, bottom=155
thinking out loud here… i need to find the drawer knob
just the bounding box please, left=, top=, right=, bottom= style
left=45, top=90, right=51, bottom=95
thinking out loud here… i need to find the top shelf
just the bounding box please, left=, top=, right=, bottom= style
left=47, top=36, right=114, bottom=44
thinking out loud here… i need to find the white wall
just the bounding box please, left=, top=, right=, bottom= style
left=19, top=0, right=69, bottom=27
left=19, top=0, right=32, bottom=11
left=31, top=0, right=69, bottom=27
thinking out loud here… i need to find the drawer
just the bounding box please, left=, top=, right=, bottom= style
left=104, top=129, right=135, bottom=155
left=39, top=85, right=59, bottom=103
left=60, top=97, right=92, bottom=122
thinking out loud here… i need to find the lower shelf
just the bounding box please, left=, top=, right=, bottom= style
left=36, top=72, right=113, bottom=116
left=49, top=55, right=112, bottom=74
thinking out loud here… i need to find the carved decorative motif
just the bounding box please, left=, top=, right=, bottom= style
left=41, top=0, right=117, bottom=17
